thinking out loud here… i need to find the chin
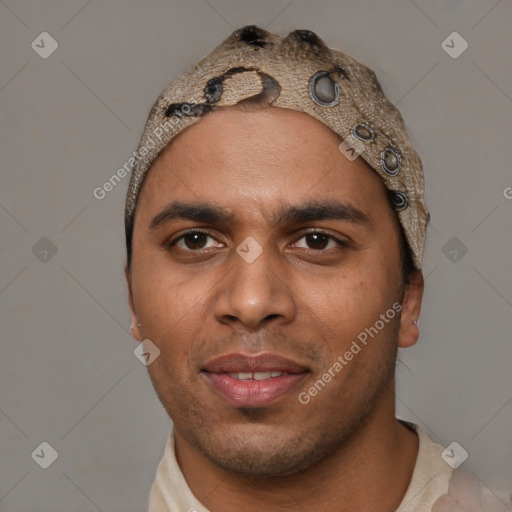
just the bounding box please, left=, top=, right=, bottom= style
left=185, top=421, right=338, bottom=478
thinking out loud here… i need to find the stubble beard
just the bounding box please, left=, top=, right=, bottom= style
left=163, top=344, right=398, bottom=479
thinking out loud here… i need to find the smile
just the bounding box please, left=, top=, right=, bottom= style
left=202, top=352, right=309, bottom=407
left=226, top=371, right=290, bottom=380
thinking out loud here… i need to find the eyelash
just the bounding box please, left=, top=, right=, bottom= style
left=168, top=228, right=349, bottom=253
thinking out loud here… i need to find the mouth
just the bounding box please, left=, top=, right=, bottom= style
left=202, top=353, right=309, bottom=408
left=225, top=371, right=292, bottom=380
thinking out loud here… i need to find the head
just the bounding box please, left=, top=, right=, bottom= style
left=124, top=106, right=417, bottom=289
left=123, top=26, right=427, bottom=477
left=125, top=104, right=424, bottom=476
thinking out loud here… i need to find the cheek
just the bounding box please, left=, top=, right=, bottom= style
left=133, top=257, right=207, bottom=312
left=131, top=262, right=209, bottom=352
left=133, top=270, right=207, bottom=396
left=296, top=265, right=393, bottom=335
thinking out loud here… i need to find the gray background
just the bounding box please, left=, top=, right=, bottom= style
left=1, top=0, right=511, bottom=511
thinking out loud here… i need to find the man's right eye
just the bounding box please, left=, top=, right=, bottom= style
left=170, top=230, right=224, bottom=251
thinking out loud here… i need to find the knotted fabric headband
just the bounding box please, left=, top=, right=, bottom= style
left=125, top=25, right=429, bottom=269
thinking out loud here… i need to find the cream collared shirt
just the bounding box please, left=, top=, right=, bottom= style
left=147, top=419, right=506, bottom=511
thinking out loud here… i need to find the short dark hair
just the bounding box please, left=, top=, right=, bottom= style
left=125, top=217, right=134, bottom=270
left=398, top=222, right=416, bottom=289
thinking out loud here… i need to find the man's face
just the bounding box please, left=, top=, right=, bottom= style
left=127, top=107, right=416, bottom=477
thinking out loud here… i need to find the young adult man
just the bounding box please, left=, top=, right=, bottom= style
left=124, top=26, right=500, bottom=512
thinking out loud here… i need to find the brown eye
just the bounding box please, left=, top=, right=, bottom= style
left=173, top=231, right=221, bottom=251
left=305, top=233, right=329, bottom=249
left=294, top=232, right=345, bottom=251
left=183, top=233, right=207, bottom=249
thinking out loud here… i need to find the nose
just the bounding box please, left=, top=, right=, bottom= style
left=213, top=243, right=297, bottom=331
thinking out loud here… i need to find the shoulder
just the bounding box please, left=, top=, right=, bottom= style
left=397, top=419, right=510, bottom=512
left=396, top=419, right=453, bottom=511
left=432, top=466, right=510, bottom=512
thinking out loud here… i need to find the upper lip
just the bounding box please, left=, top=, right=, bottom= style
left=202, top=353, right=309, bottom=374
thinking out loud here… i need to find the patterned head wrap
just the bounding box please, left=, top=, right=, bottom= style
left=125, top=25, right=429, bottom=268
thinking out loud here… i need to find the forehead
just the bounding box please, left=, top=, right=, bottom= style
left=135, top=107, right=391, bottom=224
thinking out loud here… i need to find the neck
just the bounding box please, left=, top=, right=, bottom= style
left=174, top=386, right=419, bottom=512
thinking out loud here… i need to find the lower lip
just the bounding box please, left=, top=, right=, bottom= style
left=203, top=372, right=308, bottom=407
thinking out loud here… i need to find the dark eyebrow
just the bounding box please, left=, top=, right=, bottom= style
left=149, top=199, right=370, bottom=231
left=149, top=201, right=234, bottom=231
left=276, top=200, right=370, bottom=226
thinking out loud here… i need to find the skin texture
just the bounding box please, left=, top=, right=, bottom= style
left=126, top=106, right=424, bottom=512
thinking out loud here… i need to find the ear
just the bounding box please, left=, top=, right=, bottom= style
left=398, top=270, right=424, bottom=348
left=125, top=264, right=143, bottom=342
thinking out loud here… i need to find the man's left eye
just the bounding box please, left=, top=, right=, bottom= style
left=293, top=232, right=345, bottom=251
